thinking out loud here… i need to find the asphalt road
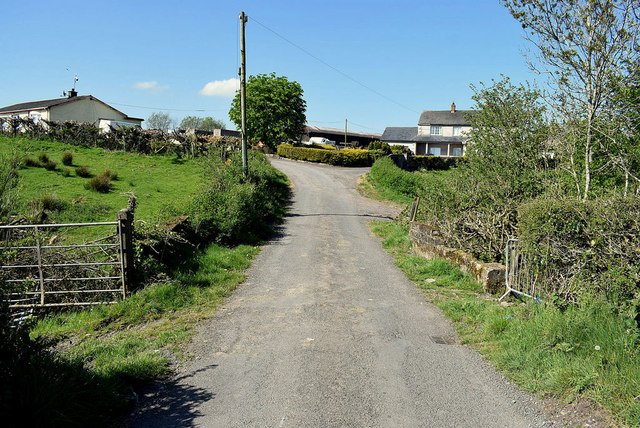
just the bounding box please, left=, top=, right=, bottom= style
left=128, top=158, right=544, bottom=427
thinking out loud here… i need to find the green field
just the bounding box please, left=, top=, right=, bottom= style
left=0, top=135, right=204, bottom=225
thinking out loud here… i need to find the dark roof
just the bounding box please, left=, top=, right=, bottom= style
left=381, top=127, right=418, bottom=141
left=0, top=95, right=141, bottom=122
left=305, top=125, right=380, bottom=139
left=381, top=126, right=465, bottom=144
left=418, top=110, right=472, bottom=126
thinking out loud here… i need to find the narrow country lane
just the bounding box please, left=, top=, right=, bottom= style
left=128, top=158, right=544, bottom=427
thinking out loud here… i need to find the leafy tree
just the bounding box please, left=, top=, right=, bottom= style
left=502, top=0, right=640, bottom=199
left=180, top=116, right=226, bottom=131
left=229, top=72, right=307, bottom=150
left=146, top=112, right=174, bottom=131
left=417, top=77, right=550, bottom=261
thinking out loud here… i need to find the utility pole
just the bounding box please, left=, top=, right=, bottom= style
left=344, top=119, right=348, bottom=147
left=239, top=11, right=248, bottom=176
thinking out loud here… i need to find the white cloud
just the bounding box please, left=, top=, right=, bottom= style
left=132, top=81, right=169, bottom=92
left=199, top=78, right=239, bottom=97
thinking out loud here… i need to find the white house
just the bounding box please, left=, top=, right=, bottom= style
left=0, top=91, right=143, bottom=131
left=382, top=103, right=471, bottom=156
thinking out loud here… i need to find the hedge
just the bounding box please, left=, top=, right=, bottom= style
left=410, top=155, right=464, bottom=171
left=277, top=144, right=372, bottom=166
left=518, top=195, right=640, bottom=314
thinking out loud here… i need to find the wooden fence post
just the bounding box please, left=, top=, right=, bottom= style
left=117, top=208, right=134, bottom=294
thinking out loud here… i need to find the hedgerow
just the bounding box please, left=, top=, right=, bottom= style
left=518, top=195, right=640, bottom=318
left=277, top=143, right=372, bottom=166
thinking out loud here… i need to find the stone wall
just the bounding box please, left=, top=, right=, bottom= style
left=409, top=222, right=505, bottom=294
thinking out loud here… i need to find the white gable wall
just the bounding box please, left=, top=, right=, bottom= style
left=49, top=98, right=128, bottom=124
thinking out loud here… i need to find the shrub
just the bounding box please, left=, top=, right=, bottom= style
left=75, top=165, right=91, bottom=178
left=35, top=193, right=66, bottom=212
left=518, top=195, right=640, bottom=315
left=38, top=152, right=49, bottom=164
left=61, top=150, right=73, bottom=166
left=102, top=168, right=118, bottom=180
left=277, top=144, right=372, bottom=166
left=23, top=157, right=40, bottom=167
left=43, top=160, right=57, bottom=171
left=390, top=145, right=406, bottom=154
left=188, top=150, right=289, bottom=245
left=411, top=155, right=462, bottom=171
left=368, top=140, right=391, bottom=155
left=86, top=172, right=113, bottom=193
left=62, top=168, right=71, bottom=177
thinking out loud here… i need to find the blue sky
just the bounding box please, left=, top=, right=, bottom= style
left=2, top=0, right=537, bottom=134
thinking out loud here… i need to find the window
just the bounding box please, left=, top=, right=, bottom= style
left=428, top=147, right=441, bottom=156
left=430, top=125, right=441, bottom=135
left=452, top=147, right=463, bottom=157
left=453, top=126, right=462, bottom=136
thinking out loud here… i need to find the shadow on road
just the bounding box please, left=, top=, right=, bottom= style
left=285, top=212, right=395, bottom=220
left=125, top=364, right=218, bottom=427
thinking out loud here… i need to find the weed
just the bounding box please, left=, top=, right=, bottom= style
left=61, top=150, right=73, bottom=166
left=75, top=165, right=92, bottom=178
left=87, top=172, right=113, bottom=193
left=24, top=157, right=40, bottom=167
left=43, top=159, right=58, bottom=171
left=38, top=152, right=49, bottom=164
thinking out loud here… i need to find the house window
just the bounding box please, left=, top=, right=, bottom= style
left=428, top=147, right=441, bottom=156
left=452, top=147, right=463, bottom=157
left=430, top=125, right=441, bottom=135
left=453, top=126, right=462, bottom=136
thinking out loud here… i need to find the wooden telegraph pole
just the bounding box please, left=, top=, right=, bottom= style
left=345, top=119, right=348, bottom=147
left=240, top=11, right=248, bottom=176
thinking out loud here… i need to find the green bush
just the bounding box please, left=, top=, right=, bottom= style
left=43, top=159, right=57, bottom=171
left=412, top=155, right=463, bottom=171
left=188, top=150, right=289, bottom=245
left=277, top=144, right=372, bottom=166
left=38, top=152, right=49, bottom=164
left=61, top=150, right=73, bottom=166
left=86, top=172, right=113, bottom=193
left=518, top=195, right=640, bottom=316
left=368, top=140, right=391, bottom=155
left=75, top=165, right=91, bottom=178
left=23, top=157, right=40, bottom=167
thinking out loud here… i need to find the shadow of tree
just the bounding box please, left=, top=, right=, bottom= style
left=124, top=364, right=218, bottom=427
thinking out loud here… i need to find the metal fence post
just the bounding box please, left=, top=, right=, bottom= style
left=117, top=209, right=134, bottom=295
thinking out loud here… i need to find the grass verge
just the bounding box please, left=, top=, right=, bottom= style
left=370, top=219, right=640, bottom=426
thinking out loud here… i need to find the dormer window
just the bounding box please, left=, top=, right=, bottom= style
left=430, top=125, right=441, bottom=135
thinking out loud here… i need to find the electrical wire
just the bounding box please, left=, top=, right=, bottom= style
left=249, top=15, right=420, bottom=115
left=104, top=101, right=227, bottom=113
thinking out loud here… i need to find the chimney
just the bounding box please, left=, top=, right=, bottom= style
left=451, top=102, right=456, bottom=113
left=68, top=89, right=78, bottom=98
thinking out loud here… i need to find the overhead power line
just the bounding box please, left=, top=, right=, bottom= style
left=105, top=101, right=228, bottom=113
left=249, top=16, right=420, bottom=115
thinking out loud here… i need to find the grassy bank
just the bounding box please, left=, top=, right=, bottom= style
left=0, top=135, right=204, bottom=225
left=368, top=193, right=640, bottom=426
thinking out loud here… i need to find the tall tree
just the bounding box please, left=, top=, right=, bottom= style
left=502, top=0, right=640, bottom=199
left=229, top=72, right=306, bottom=150
left=146, top=112, right=175, bottom=131
left=180, top=116, right=226, bottom=131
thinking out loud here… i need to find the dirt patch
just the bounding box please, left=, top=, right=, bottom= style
left=540, top=393, right=620, bottom=427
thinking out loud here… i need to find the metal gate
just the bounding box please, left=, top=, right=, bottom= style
left=1, top=221, right=126, bottom=315
left=500, top=239, right=540, bottom=301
